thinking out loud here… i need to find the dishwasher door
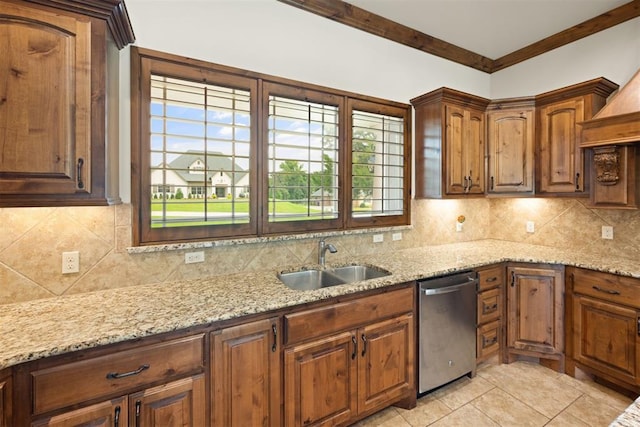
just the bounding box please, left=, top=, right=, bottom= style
left=418, top=272, right=477, bottom=394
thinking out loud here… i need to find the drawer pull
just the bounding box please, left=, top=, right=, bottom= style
left=106, top=364, right=150, bottom=380
left=637, top=318, right=640, bottom=337
left=482, top=336, right=498, bottom=348
left=592, top=285, right=621, bottom=295
left=77, top=158, right=84, bottom=189
left=483, top=303, right=498, bottom=314
left=485, top=277, right=498, bottom=283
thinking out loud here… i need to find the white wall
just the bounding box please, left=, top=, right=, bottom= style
left=490, top=17, right=640, bottom=98
left=118, top=1, right=640, bottom=203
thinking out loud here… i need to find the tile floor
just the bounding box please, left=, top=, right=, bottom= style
left=354, top=360, right=636, bottom=426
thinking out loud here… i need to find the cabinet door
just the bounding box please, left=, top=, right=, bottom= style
left=0, top=375, right=10, bottom=427
left=284, top=331, right=357, bottom=427
left=31, top=398, right=127, bottom=427
left=129, top=375, right=206, bottom=427
left=444, top=105, right=485, bottom=195
left=357, top=314, right=414, bottom=416
left=212, top=317, right=281, bottom=427
left=0, top=1, right=92, bottom=196
left=573, top=295, right=640, bottom=385
left=507, top=265, right=563, bottom=354
left=487, top=109, right=534, bottom=193
left=538, top=98, right=585, bottom=194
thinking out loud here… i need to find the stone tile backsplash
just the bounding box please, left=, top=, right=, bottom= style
left=1, top=197, right=638, bottom=304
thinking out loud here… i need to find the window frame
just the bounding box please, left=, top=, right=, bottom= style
left=131, top=47, right=411, bottom=246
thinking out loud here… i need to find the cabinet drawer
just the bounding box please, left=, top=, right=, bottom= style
left=284, top=287, right=414, bottom=345
left=477, top=265, right=504, bottom=291
left=572, top=268, right=640, bottom=309
left=477, top=320, right=501, bottom=360
left=32, top=334, right=205, bottom=415
left=477, top=287, right=501, bottom=324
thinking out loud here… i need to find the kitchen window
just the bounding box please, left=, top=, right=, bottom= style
left=131, top=48, right=410, bottom=245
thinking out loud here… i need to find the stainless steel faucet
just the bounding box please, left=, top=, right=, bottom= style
left=318, top=240, right=338, bottom=267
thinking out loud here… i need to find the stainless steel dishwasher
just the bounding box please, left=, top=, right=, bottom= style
left=418, top=271, right=478, bottom=394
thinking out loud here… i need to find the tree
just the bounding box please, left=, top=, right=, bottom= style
left=352, top=130, right=376, bottom=200
left=175, top=188, right=184, bottom=199
left=271, top=160, right=308, bottom=201
left=310, top=154, right=335, bottom=192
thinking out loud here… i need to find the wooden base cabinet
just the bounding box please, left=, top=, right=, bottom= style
left=283, top=286, right=415, bottom=426
left=476, top=265, right=504, bottom=362
left=211, top=317, right=281, bottom=427
left=0, top=372, right=10, bottom=427
left=567, top=267, right=640, bottom=392
left=505, top=264, right=564, bottom=371
left=24, top=334, right=206, bottom=427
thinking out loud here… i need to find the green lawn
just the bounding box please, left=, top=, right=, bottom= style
left=151, top=198, right=321, bottom=214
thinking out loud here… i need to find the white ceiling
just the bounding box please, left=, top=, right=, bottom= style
left=348, top=0, right=630, bottom=59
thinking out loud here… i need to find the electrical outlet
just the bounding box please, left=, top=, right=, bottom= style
left=185, top=251, right=205, bottom=264
left=392, top=232, right=403, bottom=241
left=62, top=251, right=80, bottom=274
left=456, top=222, right=463, bottom=232
left=373, top=234, right=384, bottom=243
left=602, top=226, right=614, bottom=240
left=526, top=221, right=535, bottom=233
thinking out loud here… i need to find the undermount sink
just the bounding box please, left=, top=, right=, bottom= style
left=278, top=265, right=391, bottom=291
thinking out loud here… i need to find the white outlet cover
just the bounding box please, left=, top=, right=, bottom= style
left=185, top=251, right=205, bottom=264
left=392, top=232, right=403, bottom=241
left=373, top=234, right=384, bottom=243
left=526, top=221, right=535, bottom=233
left=602, top=226, right=614, bottom=240
left=62, top=251, right=80, bottom=274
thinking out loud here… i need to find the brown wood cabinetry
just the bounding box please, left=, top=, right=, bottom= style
left=476, top=265, right=504, bottom=361
left=25, top=334, right=206, bottom=426
left=0, top=372, right=10, bottom=427
left=587, top=145, right=640, bottom=209
left=411, top=88, right=490, bottom=198
left=567, top=267, right=640, bottom=393
left=535, top=78, right=618, bottom=195
left=283, top=286, right=415, bottom=426
left=211, top=317, right=281, bottom=427
left=505, top=264, right=564, bottom=371
left=0, top=0, right=133, bottom=207
left=486, top=99, right=535, bottom=194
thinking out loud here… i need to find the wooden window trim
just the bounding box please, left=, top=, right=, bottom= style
left=131, top=47, right=411, bottom=246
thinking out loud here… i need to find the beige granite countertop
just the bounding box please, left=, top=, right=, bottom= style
left=3, top=239, right=640, bottom=371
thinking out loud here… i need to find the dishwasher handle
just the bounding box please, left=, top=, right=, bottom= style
left=422, top=279, right=477, bottom=295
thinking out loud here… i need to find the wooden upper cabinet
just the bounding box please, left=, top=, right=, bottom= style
left=486, top=98, right=535, bottom=194
left=535, top=78, right=618, bottom=196
left=411, top=88, right=490, bottom=198
left=0, top=0, right=134, bottom=207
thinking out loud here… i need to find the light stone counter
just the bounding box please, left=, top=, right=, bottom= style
left=3, top=239, right=640, bottom=371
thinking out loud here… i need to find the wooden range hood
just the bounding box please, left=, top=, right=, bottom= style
left=580, top=67, right=640, bottom=147
left=579, top=67, right=640, bottom=208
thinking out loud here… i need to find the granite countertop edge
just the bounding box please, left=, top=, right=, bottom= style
left=2, top=239, right=640, bottom=372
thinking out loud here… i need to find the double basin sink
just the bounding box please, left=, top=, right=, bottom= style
left=278, top=264, right=391, bottom=291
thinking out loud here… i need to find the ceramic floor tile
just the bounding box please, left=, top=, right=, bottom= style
left=352, top=406, right=400, bottom=426
left=396, top=394, right=452, bottom=426
left=429, top=403, right=499, bottom=427
left=564, top=394, right=628, bottom=426
left=557, top=373, right=633, bottom=412
left=545, top=410, right=592, bottom=427
left=478, top=364, right=581, bottom=418
left=472, top=388, right=549, bottom=427
left=430, top=375, right=495, bottom=410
